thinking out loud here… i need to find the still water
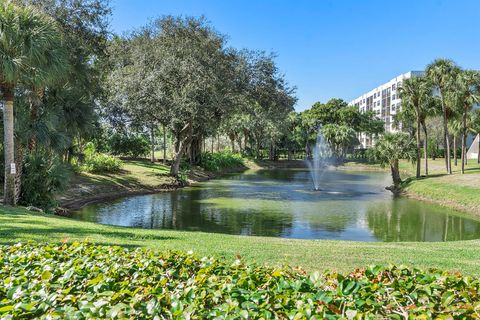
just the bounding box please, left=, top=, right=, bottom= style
left=71, top=169, right=480, bottom=242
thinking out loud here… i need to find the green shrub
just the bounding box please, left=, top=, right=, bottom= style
left=1, top=242, right=479, bottom=319
left=81, top=142, right=123, bottom=173
left=199, top=151, right=244, bottom=172
left=108, top=133, right=150, bottom=158
left=19, top=152, right=71, bottom=209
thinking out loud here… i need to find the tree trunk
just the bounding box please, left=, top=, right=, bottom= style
left=14, top=141, right=24, bottom=205
left=170, top=137, right=187, bottom=177
left=440, top=96, right=452, bottom=174
left=462, top=106, right=468, bottom=174
left=256, top=138, right=261, bottom=160
left=3, top=88, right=16, bottom=206
left=237, top=135, right=243, bottom=153
left=211, top=137, right=214, bottom=153
left=217, top=134, right=220, bottom=152
left=243, top=133, right=248, bottom=153
left=28, top=101, right=38, bottom=151
left=422, top=122, right=428, bottom=176
left=189, top=135, right=202, bottom=165
left=305, top=141, right=311, bottom=160
left=163, top=124, right=167, bottom=164
left=230, top=135, right=235, bottom=153
left=150, top=124, right=155, bottom=163
left=415, top=113, right=421, bottom=178
left=453, top=135, right=457, bottom=167
left=390, top=159, right=401, bottom=189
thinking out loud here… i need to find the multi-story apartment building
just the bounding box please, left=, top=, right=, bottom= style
left=349, top=71, right=424, bottom=148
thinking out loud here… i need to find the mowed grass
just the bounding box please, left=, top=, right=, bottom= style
left=59, top=160, right=175, bottom=203
left=346, top=158, right=480, bottom=215
left=401, top=159, right=480, bottom=215
left=2, top=207, right=480, bottom=276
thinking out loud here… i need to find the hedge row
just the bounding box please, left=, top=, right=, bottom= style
left=0, top=243, right=479, bottom=319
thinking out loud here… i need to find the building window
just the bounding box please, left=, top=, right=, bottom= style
left=392, top=84, right=396, bottom=90
left=392, top=94, right=396, bottom=100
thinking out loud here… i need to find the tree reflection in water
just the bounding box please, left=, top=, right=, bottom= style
left=72, top=169, right=480, bottom=241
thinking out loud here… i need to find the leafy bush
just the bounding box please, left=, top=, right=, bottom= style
left=1, top=242, right=479, bottom=319
left=81, top=142, right=123, bottom=173
left=108, top=133, right=150, bottom=158
left=19, top=152, right=71, bottom=209
left=199, top=151, right=244, bottom=172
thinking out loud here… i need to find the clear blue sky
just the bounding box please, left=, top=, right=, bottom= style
left=110, top=0, right=480, bottom=111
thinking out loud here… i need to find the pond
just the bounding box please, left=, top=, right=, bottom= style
left=71, top=169, right=480, bottom=242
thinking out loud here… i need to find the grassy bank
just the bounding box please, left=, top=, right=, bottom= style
left=59, top=156, right=248, bottom=209
left=2, top=207, right=480, bottom=276
left=345, top=159, right=480, bottom=216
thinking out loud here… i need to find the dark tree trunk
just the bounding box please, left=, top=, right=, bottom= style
left=453, top=135, right=457, bottom=167
left=170, top=137, right=186, bottom=177
left=237, top=135, right=243, bottom=153
left=150, top=124, right=155, bottom=163
left=188, top=135, right=202, bottom=165
left=229, top=134, right=235, bottom=153
left=256, top=138, right=262, bottom=160
left=163, top=124, right=167, bottom=164
left=390, top=159, right=401, bottom=189
left=422, top=122, right=428, bottom=176
left=305, top=141, right=311, bottom=160
left=170, top=124, right=192, bottom=177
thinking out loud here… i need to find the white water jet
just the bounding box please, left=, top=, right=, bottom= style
left=305, top=128, right=333, bottom=191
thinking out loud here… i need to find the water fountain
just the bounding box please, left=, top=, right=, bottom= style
left=305, top=128, right=333, bottom=191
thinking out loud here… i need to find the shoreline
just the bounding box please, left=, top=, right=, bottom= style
left=58, top=159, right=309, bottom=212
left=59, top=164, right=249, bottom=211
left=59, top=159, right=480, bottom=219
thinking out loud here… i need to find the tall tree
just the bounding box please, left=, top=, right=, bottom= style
left=452, top=70, right=480, bottom=173
left=0, top=1, right=65, bottom=205
left=426, top=58, right=460, bottom=174
left=398, top=76, right=434, bottom=178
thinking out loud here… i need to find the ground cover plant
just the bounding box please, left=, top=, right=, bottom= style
left=1, top=242, right=479, bottom=319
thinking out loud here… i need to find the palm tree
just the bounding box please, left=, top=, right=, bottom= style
left=367, top=133, right=417, bottom=194
left=426, top=59, right=460, bottom=175
left=0, top=2, right=64, bottom=205
left=447, top=119, right=462, bottom=167
left=452, top=70, right=480, bottom=173
left=398, top=76, right=433, bottom=178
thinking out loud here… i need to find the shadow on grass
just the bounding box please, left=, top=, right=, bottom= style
left=125, top=160, right=170, bottom=172
left=0, top=211, right=178, bottom=249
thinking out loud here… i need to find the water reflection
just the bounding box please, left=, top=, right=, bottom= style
left=71, top=169, right=480, bottom=242
left=366, top=199, right=480, bottom=241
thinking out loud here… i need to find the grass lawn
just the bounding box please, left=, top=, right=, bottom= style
left=346, top=158, right=480, bottom=215
left=58, top=160, right=176, bottom=205
left=2, top=206, right=480, bottom=276
left=400, top=159, right=480, bottom=215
